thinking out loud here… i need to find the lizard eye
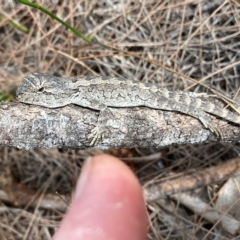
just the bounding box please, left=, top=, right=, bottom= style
left=38, top=87, right=44, bottom=92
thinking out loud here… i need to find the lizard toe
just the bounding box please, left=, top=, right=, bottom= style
left=88, top=126, right=105, bottom=146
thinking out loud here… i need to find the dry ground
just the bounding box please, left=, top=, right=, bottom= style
left=1, top=0, right=240, bottom=239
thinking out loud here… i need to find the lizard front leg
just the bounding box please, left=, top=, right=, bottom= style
left=70, top=94, right=111, bottom=146
left=88, top=105, right=112, bottom=146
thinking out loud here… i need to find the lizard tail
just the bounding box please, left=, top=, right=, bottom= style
left=200, top=100, right=240, bottom=124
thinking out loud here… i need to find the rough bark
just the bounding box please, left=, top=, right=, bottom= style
left=0, top=102, right=239, bottom=149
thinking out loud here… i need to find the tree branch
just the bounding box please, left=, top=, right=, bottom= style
left=0, top=102, right=239, bottom=149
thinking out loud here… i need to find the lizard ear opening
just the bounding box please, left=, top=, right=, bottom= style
left=38, top=87, right=44, bottom=92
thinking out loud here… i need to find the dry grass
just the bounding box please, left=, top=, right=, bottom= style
left=1, top=0, right=240, bottom=239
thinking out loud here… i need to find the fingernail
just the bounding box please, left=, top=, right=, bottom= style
left=74, top=157, right=93, bottom=200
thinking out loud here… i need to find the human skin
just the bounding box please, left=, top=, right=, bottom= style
left=53, top=154, right=148, bottom=240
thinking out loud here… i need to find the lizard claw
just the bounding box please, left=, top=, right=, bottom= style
left=209, top=126, right=222, bottom=138
left=88, top=126, right=105, bottom=146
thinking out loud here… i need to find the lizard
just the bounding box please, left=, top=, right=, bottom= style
left=16, top=73, right=240, bottom=145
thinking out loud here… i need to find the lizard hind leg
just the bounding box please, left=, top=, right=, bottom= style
left=197, top=115, right=222, bottom=138
left=180, top=108, right=222, bottom=139
left=168, top=103, right=222, bottom=138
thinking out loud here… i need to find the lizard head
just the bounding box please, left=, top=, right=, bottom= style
left=16, top=73, right=71, bottom=108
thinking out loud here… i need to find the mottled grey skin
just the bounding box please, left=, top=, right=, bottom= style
left=16, top=73, right=240, bottom=144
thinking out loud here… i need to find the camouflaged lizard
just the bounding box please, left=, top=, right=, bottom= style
left=16, top=73, right=240, bottom=145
